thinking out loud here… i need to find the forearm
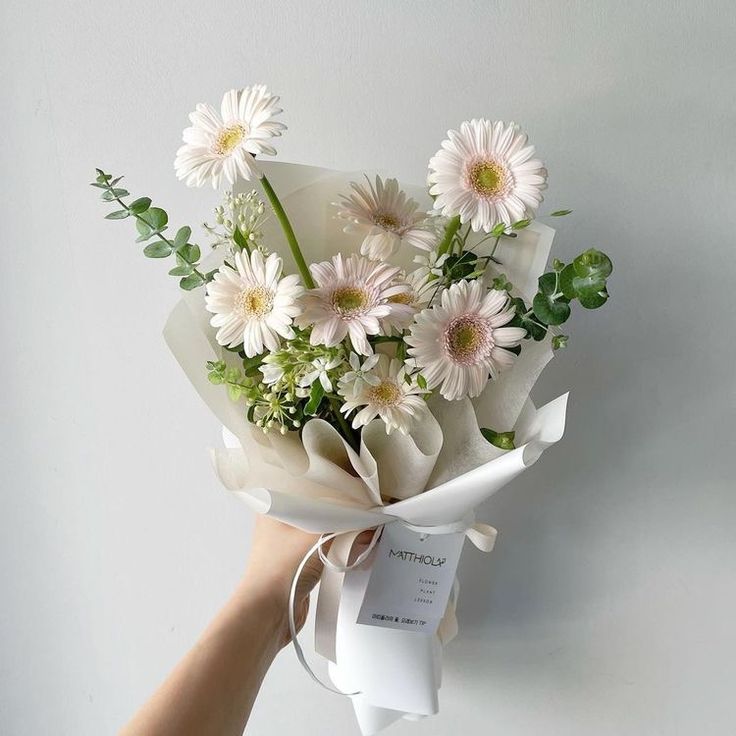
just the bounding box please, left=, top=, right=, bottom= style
left=119, top=579, right=284, bottom=736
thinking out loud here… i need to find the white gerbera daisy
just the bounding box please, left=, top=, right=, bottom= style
left=428, top=119, right=547, bottom=233
left=336, top=176, right=438, bottom=260
left=175, top=86, right=286, bottom=189
left=405, top=279, right=526, bottom=401
left=295, top=254, right=410, bottom=355
left=339, top=354, right=429, bottom=435
left=205, top=250, right=302, bottom=357
left=380, top=266, right=439, bottom=333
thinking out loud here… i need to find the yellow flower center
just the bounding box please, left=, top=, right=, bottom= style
left=372, top=212, right=401, bottom=232
left=215, top=124, right=247, bottom=155
left=332, top=286, right=369, bottom=315
left=235, top=285, right=273, bottom=319
left=445, top=315, right=492, bottom=364
left=468, top=160, right=509, bottom=197
left=366, top=379, right=401, bottom=406
left=388, top=290, right=413, bottom=305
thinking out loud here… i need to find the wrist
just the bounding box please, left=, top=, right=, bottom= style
left=232, top=571, right=292, bottom=648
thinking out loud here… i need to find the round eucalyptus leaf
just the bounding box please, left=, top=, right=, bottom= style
left=533, top=291, right=571, bottom=325
left=143, top=241, right=172, bottom=258
left=578, top=288, right=609, bottom=309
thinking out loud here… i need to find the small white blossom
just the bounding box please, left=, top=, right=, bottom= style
left=337, top=352, right=381, bottom=399
left=299, top=356, right=344, bottom=393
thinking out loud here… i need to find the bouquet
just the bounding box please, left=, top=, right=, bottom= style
left=93, top=84, right=612, bottom=733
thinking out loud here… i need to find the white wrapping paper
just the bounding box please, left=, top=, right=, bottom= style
left=163, top=161, right=568, bottom=733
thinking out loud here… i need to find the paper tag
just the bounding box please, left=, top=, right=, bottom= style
left=356, top=523, right=465, bottom=634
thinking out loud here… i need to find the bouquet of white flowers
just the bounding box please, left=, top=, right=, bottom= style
left=93, top=85, right=612, bottom=733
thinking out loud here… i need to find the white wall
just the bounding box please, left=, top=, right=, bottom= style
left=2, top=1, right=735, bottom=734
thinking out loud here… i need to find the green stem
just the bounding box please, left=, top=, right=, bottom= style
left=259, top=174, right=315, bottom=289
left=437, top=215, right=461, bottom=256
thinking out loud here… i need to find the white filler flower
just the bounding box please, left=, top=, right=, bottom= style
left=428, top=119, right=547, bottom=233
left=339, top=354, right=428, bottom=435
left=406, top=279, right=526, bottom=400
left=175, top=86, right=286, bottom=189
left=336, top=176, right=438, bottom=260
left=205, top=250, right=302, bottom=357
left=296, top=254, right=410, bottom=355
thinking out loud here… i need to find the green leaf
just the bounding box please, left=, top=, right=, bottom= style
left=110, top=188, right=129, bottom=197
left=417, top=374, right=427, bottom=390
left=560, top=249, right=612, bottom=300
left=490, top=222, right=507, bottom=237
left=305, top=381, right=325, bottom=416
left=177, top=243, right=201, bottom=263
left=550, top=209, right=573, bottom=217
left=134, top=218, right=153, bottom=241
left=227, top=384, right=242, bottom=401
left=104, top=209, right=129, bottom=220
left=511, top=218, right=531, bottom=230
left=232, top=227, right=249, bottom=251
left=533, top=291, right=570, bottom=325
left=552, top=334, right=569, bottom=350
left=140, top=207, right=168, bottom=231
left=174, top=226, right=192, bottom=248
left=533, top=274, right=570, bottom=325
left=480, top=428, right=516, bottom=450
left=179, top=273, right=205, bottom=290
left=101, top=190, right=118, bottom=202
left=143, top=241, right=172, bottom=258
left=573, top=248, right=613, bottom=280
left=168, top=264, right=194, bottom=277
left=578, top=288, right=609, bottom=309
left=129, top=197, right=152, bottom=214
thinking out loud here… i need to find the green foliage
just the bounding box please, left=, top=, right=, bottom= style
left=533, top=272, right=571, bottom=326
left=480, top=428, right=516, bottom=450
left=305, top=381, right=325, bottom=416
left=529, top=248, right=613, bottom=330
left=550, top=209, right=573, bottom=217
left=91, top=168, right=210, bottom=291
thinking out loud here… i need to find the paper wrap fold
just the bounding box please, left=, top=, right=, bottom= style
left=163, top=161, right=568, bottom=734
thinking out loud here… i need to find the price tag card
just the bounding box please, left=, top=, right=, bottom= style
left=356, top=523, right=465, bottom=634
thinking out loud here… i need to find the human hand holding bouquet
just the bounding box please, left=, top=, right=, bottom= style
left=94, top=85, right=612, bottom=733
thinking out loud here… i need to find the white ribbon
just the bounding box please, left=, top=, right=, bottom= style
left=287, top=514, right=498, bottom=696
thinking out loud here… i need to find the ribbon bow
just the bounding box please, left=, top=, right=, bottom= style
left=288, top=512, right=498, bottom=695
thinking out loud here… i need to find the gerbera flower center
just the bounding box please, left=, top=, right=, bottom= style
left=235, top=285, right=273, bottom=319
left=372, top=212, right=402, bottom=232
left=366, top=379, right=401, bottom=407
left=444, top=314, right=493, bottom=364
left=332, top=286, right=369, bottom=315
left=388, top=290, right=413, bottom=305
left=214, top=124, right=247, bottom=155
left=468, top=160, right=509, bottom=197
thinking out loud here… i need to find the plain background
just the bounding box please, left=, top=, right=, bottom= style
left=2, top=1, right=735, bottom=734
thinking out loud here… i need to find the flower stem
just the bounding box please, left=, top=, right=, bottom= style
left=437, top=215, right=461, bottom=256
left=259, top=174, right=315, bottom=289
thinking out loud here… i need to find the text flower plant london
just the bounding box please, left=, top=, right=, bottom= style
left=93, top=84, right=612, bottom=733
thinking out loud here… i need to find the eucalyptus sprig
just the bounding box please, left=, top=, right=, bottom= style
left=91, top=169, right=213, bottom=291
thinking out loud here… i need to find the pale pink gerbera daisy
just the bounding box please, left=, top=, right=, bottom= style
left=335, top=176, right=438, bottom=260
left=428, top=119, right=547, bottom=233
left=339, top=354, right=429, bottom=435
left=175, top=85, right=286, bottom=189
left=406, top=279, right=526, bottom=400
left=205, top=250, right=302, bottom=357
left=295, top=254, right=410, bottom=355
